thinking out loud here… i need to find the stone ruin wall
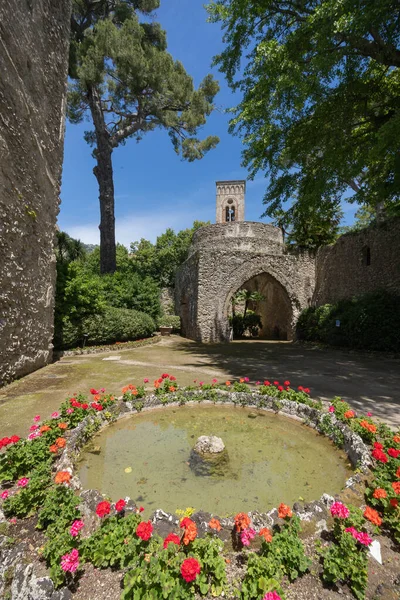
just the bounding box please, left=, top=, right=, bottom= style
left=176, top=222, right=315, bottom=343
left=176, top=218, right=400, bottom=344
left=0, top=0, right=71, bottom=386
left=313, top=217, right=400, bottom=306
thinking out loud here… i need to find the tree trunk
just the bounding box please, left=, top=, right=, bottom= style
left=87, top=85, right=116, bottom=274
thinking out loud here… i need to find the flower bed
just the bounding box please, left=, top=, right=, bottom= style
left=0, top=377, right=399, bottom=600
left=53, top=335, right=160, bottom=358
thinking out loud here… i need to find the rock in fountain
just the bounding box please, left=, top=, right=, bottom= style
left=193, top=435, right=225, bottom=454
left=189, top=435, right=231, bottom=478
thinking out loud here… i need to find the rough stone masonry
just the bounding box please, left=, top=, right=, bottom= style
left=0, top=0, right=71, bottom=385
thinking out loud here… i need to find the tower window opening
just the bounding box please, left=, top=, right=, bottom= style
left=225, top=205, right=235, bottom=222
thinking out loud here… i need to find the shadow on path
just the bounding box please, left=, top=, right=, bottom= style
left=172, top=339, right=400, bottom=428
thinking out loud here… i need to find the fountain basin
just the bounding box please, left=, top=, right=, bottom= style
left=77, top=404, right=352, bottom=515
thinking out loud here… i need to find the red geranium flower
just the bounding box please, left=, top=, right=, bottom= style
left=284, top=380, right=290, bottom=386
left=374, top=442, right=383, bottom=450
left=264, top=381, right=270, bottom=386
left=303, top=387, right=310, bottom=394
left=163, top=533, right=180, bottom=549
left=161, top=373, right=169, bottom=379
left=136, top=520, right=153, bottom=541
left=277, top=385, right=284, bottom=391
left=181, top=557, right=201, bottom=583
left=115, top=499, right=126, bottom=512
left=96, top=501, right=111, bottom=518
left=388, top=448, right=400, bottom=458
left=372, top=448, right=388, bottom=463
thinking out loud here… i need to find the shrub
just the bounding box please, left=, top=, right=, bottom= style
left=60, top=307, right=155, bottom=349
left=158, top=314, right=181, bottom=330
left=296, top=291, right=400, bottom=352
left=229, top=312, right=262, bottom=338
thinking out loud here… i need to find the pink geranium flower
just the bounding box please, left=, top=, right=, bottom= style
left=144, top=378, right=149, bottom=383
left=240, top=527, right=256, bottom=547
left=330, top=501, right=349, bottom=519
left=345, top=527, right=372, bottom=546
left=33, top=415, right=41, bottom=422
left=28, top=431, right=41, bottom=440
left=263, top=592, right=282, bottom=600
left=1, top=490, right=9, bottom=499
left=66, top=408, right=74, bottom=414
left=329, top=406, right=335, bottom=413
left=29, top=424, right=39, bottom=431
left=70, top=520, right=84, bottom=537
left=17, top=478, right=29, bottom=488
left=61, top=548, right=79, bottom=572
left=51, top=412, right=59, bottom=419
left=367, top=412, right=373, bottom=417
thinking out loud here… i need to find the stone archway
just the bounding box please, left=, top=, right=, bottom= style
left=217, top=258, right=302, bottom=342
left=175, top=222, right=315, bottom=343
left=227, top=272, right=293, bottom=340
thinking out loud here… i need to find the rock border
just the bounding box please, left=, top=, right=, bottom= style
left=1, top=390, right=372, bottom=600
left=57, top=389, right=371, bottom=524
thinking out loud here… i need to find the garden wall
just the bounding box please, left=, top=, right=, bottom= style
left=0, top=0, right=71, bottom=385
left=313, top=218, right=400, bottom=306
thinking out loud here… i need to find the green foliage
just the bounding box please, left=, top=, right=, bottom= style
left=69, top=0, right=218, bottom=271
left=241, top=553, right=285, bottom=600
left=258, top=383, right=322, bottom=410
left=81, top=513, right=142, bottom=568
left=0, top=434, right=58, bottom=483
left=158, top=315, right=181, bottom=330
left=42, top=530, right=77, bottom=588
left=131, top=222, right=209, bottom=288
left=190, top=537, right=227, bottom=596
left=62, top=306, right=155, bottom=348
left=54, top=260, right=106, bottom=349
left=260, top=516, right=311, bottom=582
left=122, top=536, right=226, bottom=599
left=296, top=290, right=400, bottom=352
left=207, top=0, right=400, bottom=247
left=37, top=486, right=80, bottom=533
left=321, top=530, right=368, bottom=600
left=3, top=462, right=52, bottom=518
left=122, top=545, right=193, bottom=600
left=272, top=201, right=343, bottom=251
left=154, top=375, right=179, bottom=395
left=229, top=312, right=262, bottom=338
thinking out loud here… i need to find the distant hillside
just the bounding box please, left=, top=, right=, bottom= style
left=83, top=243, right=98, bottom=254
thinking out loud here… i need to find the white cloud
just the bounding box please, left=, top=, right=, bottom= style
left=65, top=204, right=214, bottom=247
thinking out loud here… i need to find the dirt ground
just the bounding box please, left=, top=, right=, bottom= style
left=1, top=336, right=399, bottom=437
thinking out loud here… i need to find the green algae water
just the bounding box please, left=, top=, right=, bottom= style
left=78, top=405, right=352, bottom=515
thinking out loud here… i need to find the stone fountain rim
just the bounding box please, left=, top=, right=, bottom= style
left=56, top=389, right=371, bottom=527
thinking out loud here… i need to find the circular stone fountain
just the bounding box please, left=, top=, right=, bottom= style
left=189, top=435, right=231, bottom=477
left=77, top=404, right=353, bottom=515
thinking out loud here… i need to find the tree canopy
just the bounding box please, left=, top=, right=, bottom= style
left=207, top=0, right=400, bottom=245
left=68, top=0, right=219, bottom=272
left=130, top=220, right=209, bottom=287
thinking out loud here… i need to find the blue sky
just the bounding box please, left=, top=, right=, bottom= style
left=59, top=0, right=357, bottom=247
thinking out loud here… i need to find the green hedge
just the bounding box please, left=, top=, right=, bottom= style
left=59, top=307, right=155, bottom=349
left=296, top=291, right=400, bottom=352
left=157, top=314, right=181, bottom=331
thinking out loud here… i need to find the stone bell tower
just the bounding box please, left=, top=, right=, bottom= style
left=216, top=180, right=246, bottom=223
